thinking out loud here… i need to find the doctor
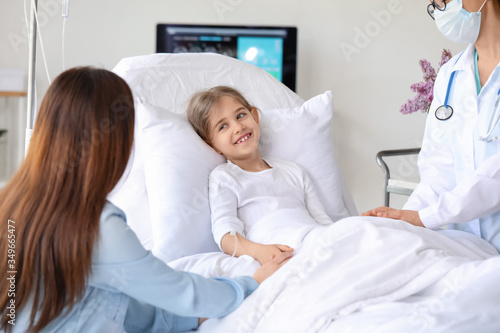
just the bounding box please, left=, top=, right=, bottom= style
left=363, top=0, right=500, bottom=253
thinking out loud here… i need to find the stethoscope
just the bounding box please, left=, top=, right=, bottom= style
left=435, top=67, right=500, bottom=143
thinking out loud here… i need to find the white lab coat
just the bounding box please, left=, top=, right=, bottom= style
left=404, top=44, right=500, bottom=253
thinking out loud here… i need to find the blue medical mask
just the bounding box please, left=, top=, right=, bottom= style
left=434, top=0, right=487, bottom=44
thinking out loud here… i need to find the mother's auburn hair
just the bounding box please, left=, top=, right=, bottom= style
left=0, top=67, right=135, bottom=332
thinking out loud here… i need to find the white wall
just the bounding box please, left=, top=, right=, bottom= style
left=0, top=0, right=464, bottom=212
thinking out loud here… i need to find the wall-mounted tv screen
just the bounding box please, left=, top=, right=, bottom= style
left=156, top=24, right=297, bottom=91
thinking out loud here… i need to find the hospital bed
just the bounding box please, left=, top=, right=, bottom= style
left=108, top=53, right=500, bottom=332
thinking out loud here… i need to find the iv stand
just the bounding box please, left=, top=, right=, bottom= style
left=25, top=0, right=38, bottom=155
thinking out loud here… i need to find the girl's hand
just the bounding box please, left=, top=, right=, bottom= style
left=221, top=233, right=293, bottom=264
left=362, top=207, right=424, bottom=227
left=252, top=244, right=294, bottom=265
left=252, top=251, right=293, bottom=284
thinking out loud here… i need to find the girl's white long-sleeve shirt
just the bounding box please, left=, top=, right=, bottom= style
left=209, top=157, right=334, bottom=250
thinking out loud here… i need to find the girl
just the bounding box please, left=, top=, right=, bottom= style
left=187, top=86, right=336, bottom=265
left=0, top=68, right=290, bottom=333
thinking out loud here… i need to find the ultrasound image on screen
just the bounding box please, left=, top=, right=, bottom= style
left=171, top=35, right=237, bottom=57
left=237, top=37, right=283, bottom=81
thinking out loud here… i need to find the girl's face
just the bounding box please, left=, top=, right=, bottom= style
left=207, top=96, right=261, bottom=163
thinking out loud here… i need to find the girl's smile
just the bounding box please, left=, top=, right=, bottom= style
left=235, top=133, right=252, bottom=144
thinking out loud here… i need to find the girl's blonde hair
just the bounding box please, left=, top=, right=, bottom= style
left=187, top=86, right=257, bottom=142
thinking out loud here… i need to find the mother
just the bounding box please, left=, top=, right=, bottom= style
left=0, top=67, right=290, bottom=332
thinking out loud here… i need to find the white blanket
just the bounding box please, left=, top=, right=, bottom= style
left=170, top=217, right=500, bottom=332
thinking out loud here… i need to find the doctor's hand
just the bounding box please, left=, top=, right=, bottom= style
left=361, top=206, right=395, bottom=217
left=361, top=206, right=425, bottom=227
left=252, top=251, right=293, bottom=284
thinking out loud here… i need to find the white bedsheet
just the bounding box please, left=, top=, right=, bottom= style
left=170, top=217, right=500, bottom=332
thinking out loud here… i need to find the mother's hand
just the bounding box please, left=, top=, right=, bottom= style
left=361, top=206, right=424, bottom=227
left=252, top=251, right=293, bottom=284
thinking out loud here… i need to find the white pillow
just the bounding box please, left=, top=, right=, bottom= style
left=140, top=102, right=223, bottom=262
left=258, top=91, right=349, bottom=221
left=135, top=91, right=349, bottom=263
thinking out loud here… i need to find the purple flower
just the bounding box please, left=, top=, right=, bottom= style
left=419, top=59, right=436, bottom=83
left=410, top=81, right=434, bottom=96
left=399, top=98, right=419, bottom=114
left=400, top=49, right=452, bottom=115
left=439, top=49, right=452, bottom=69
left=399, top=94, right=432, bottom=114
